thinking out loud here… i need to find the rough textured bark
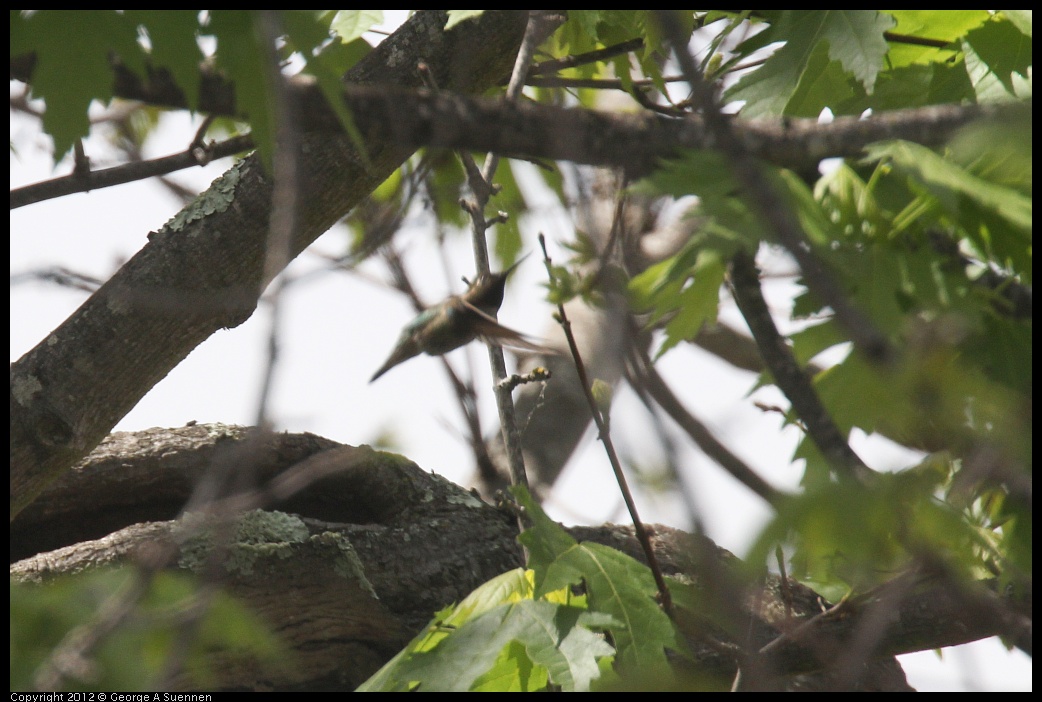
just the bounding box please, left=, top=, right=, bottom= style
left=13, top=426, right=1027, bottom=691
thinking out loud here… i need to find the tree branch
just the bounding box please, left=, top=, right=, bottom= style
left=11, top=135, right=254, bottom=210
left=629, top=340, right=787, bottom=507
left=728, top=252, right=875, bottom=483
left=24, top=426, right=1025, bottom=690
left=11, top=46, right=1019, bottom=182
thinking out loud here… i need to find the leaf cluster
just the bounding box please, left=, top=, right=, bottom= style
left=10, top=10, right=381, bottom=164
left=359, top=487, right=689, bottom=692
left=626, top=10, right=1030, bottom=598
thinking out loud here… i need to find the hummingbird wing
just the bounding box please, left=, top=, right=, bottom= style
left=460, top=300, right=556, bottom=354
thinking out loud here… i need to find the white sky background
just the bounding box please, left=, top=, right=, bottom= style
left=9, top=12, right=1030, bottom=692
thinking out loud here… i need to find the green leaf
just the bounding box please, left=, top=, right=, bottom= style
left=13, top=11, right=146, bottom=161
left=725, top=11, right=895, bottom=117
left=1000, top=10, right=1033, bottom=38
left=470, top=639, right=549, bottom=692
left=810, top=333, right=1029, bottom=462
left=515, top=487, right=684, bottom=676
left=280, top=10, right=335, bottom=54
left=811, top=354, right=917, bottom=438
left=785, top=42, right=859, bottom=117
left=126, top=11, right=205, bottom=112
left=206, top=11, right=276, bottom=169
left=657, top=251, right=726, bottom=357
left=540, top=541, right=682, bottom=674
left=330, top=10, right=383, bottom=43
left=358, top=569, right=532, bottom=692
left=513, top=486, right=579, bottom=580
left=862, top=140, right=1032, bottom=273
left=962, top=15, right=1033, bottom=101
left=635, top=150, right=737, bottom=201
left=361, top=599, right=615, bottom=692
left=422, top=151, right=469, bottom=229
left=962, top=311, right=1032, bottom=392
left=836, top=61, right=976, bottom=113
left=885, top=10, right=990, bottom=68
left=750, top=470, right=1004, bottom=596
left=490, top=160, right=532, bottom=265
left=789, top=319, right=849, bottom=367
left=283, top=11, right=374, bottom=166
left=11, top=569, right=282, bottom=691
left=445, top=10, right=485, bottom=31
left=813, top=161, right=889, bottom=238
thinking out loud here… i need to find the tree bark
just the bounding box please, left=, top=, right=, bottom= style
left=13, top=426, right=1029, bottom=691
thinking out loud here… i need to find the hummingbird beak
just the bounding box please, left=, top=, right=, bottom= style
left=369, top=339, right=421, bottom=383
left=369, top=359, right=396, bottom=383
left=501, top=252, right=530, bottom=279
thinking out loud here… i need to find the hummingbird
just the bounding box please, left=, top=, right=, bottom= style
left=370, top=257, right=542, bottom=382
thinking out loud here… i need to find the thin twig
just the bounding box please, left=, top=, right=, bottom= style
left=161, top=12, right=300, bottom=680
left=11, top=266, right=104, bottom=293
left=525, top=37, right=645, bottom=77
left=629, top=332, right=787, bottom=506
left=10, top=134, right=254, bottom=210
left=622, top=345, right=707, bottom=532
left=524, top=74, right=688, bottom=89
left=253, top=10, right=301, bottom=430
left=497, top=367, right=552, bottom=393
left=471, top=12, right=555, bottom=493
left=31, top=564, right=161, bottom=690
left=419, top=12, right=558, bottom=539
left=539, top=233, right=673, bottom=614
left=775, top=545, right=793, bottom=622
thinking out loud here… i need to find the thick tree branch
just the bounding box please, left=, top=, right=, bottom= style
left=11, top=46, right=1020, bottom=187
left=13, top=426, right=1027, bottom=690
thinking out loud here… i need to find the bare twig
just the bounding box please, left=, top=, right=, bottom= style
left=524, top=74, right=688, bottom=90
left=32, top=564, right=161, bottom=690
left=464, top=13, right=559, bottom=497
left=628, top=334, right=787, bottom=506
left=415, top=12, right=563, bottom=538
left=497, top=367, right=552, bottom=393
left=539, top=234, right=673, bottom=614
left=10, top=134, right=254, bottom=210
left=525, top=37, right=645, bottom=77
left=250, top=11, right=300, bottom=430
left=11, top=267, right=104, bottom=293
